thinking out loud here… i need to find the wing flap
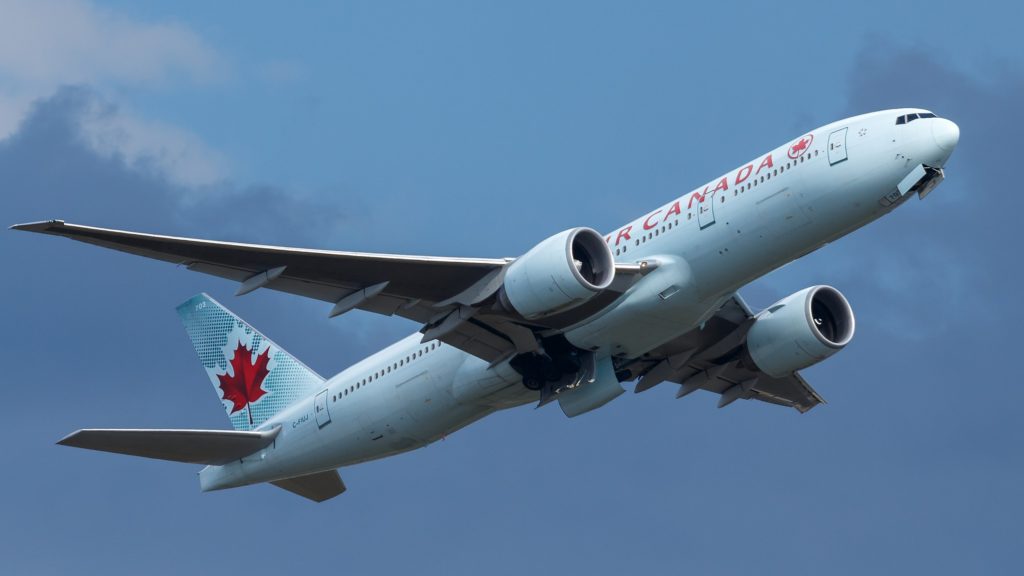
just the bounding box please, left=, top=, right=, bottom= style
left=57, top=426, right=281, bottom=465
left=271, top=470, right=346, bottom=502
left=668, top=365, right=823, bottom=413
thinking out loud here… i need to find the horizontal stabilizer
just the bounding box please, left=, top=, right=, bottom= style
left=57, top=426, right=281, bottom=465
left=271, top=470, right=346, bottom=502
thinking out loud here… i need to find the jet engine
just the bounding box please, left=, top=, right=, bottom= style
left=500, top=227, right=615, bottom=319
left=745, top=285, right=855, bottom=378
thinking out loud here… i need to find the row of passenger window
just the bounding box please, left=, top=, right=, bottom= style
left=331, top=341, right=441, bottom=403
left=613, top=148, right=820, bottom=255
left=896, top=112, right=937, bottom=125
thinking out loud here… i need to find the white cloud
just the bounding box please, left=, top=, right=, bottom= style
left=0, top=0, right=222, bottom=88
left=74, top=94, right=227, bottom=187
left=0, top=0, right=228, bottom=186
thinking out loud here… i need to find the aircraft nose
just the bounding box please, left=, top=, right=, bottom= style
left=932, top=118, right=960, bottom=152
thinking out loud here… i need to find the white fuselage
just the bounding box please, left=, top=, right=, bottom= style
left=201, top=108, right=958, bottom=491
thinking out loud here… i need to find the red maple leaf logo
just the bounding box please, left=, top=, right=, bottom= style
left=217, top=341, right=271, bottom=426
left=788, top=134, right=813, bottom=159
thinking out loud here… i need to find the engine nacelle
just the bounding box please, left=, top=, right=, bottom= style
left=746, top=285, right=855, bottom=378
left=501, top=228, right=615, bottom=319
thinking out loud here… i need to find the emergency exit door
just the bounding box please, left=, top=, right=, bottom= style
left=828, top=127, right=848, bottom=165
left=314, top=389, right=331, bottom=427
left=698, top=193, right=716, bottom=229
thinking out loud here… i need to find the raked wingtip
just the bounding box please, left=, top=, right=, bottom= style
left=9, top=219, right=65, bottom=232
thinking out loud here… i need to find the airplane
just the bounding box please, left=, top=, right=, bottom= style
left=11, top=108, right=959, bottom=502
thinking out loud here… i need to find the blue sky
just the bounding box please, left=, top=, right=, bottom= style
left=1, top=1, right=1022, bottom=574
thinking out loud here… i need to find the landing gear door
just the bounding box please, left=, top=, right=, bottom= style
left=828, top=127, right=848, bottom=165
left=698, top=194, right=716, bottom=229
left=314, top=389, right=331, bottom=428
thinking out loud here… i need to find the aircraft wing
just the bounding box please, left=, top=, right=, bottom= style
left=626, top=294, right=825, bottom=412
left=12, top=220, right=648, bottom=364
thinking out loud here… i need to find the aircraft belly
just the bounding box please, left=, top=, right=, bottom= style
left=565, top=255, right=718, bottom=357
left=335, top=349, right=521, bottom=463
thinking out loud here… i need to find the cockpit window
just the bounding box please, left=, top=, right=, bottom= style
left=896, top=112, right=937, bottom=125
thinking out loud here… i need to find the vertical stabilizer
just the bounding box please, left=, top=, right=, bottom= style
left=177, top=293, right=323, bottom=431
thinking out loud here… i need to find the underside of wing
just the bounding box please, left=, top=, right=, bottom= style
left=11, top=220, right=506, bottom=304
left=12, top=220, right=652, bottom=365
left=625, top=294, right=825, bottom=413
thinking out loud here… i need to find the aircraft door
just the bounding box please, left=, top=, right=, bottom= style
left=828, top=128, right=848, bottom=165
left=314, top=389, right=331, bottom=427
left=697, top=193, right=716, bottom=229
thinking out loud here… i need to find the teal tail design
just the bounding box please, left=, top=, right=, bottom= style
left=176, top=293, right=324, bottom=431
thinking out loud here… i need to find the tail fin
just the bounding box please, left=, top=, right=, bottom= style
left=177, top=293, right=324, bottom=431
